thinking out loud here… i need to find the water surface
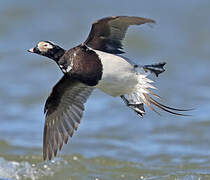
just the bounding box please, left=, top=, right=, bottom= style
left=0, top=1, right=210, bottom=179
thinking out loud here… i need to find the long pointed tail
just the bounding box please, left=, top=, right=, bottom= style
left=122, top=62, right=191, bottom=117
left=143, top=93, right=191, bottom=116
left=121, top=94, right=191, bottom=117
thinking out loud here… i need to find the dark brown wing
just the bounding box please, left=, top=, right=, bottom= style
left=43, top=75, right=94, bottom=160
left=84, top=16, right=155, bottom=54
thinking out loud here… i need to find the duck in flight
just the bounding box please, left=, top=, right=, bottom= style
left=28, top=16, right=188, bottom=160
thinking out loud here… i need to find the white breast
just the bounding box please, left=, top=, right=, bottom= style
left=93, top=49, right=138, bottom=97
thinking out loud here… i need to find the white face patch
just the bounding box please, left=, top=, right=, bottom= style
left=37, top=41, right=54, bottom=52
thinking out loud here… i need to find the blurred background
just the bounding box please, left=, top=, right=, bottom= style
left=0, top=0, right=210, bottom=179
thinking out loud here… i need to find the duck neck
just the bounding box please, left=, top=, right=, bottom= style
left=47, top=47, right=66, bottom=62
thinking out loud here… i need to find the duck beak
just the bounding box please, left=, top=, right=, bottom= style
left=28, top=48, right=34, bottom=53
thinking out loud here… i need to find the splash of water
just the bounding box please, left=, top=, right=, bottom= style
left=0, top=157, right=67, bottom=180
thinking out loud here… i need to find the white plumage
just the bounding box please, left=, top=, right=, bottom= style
left=94, top=49, right=155, bottom=104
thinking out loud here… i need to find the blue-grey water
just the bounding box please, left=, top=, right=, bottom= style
left=0, top=1, right=210, bottom=179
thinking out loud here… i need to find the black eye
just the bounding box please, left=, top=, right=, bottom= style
left=44, top=44, right=48, bottom=47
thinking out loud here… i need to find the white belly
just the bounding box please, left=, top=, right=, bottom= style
left=94, top=50, right=138, bottom=96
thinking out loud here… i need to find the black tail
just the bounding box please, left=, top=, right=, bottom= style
left=143, top=93, right=192, bottom=116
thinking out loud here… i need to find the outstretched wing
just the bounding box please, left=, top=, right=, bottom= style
left=43, top=75, right=94, bottom=160
left=84, top=16, right=155, bottom=54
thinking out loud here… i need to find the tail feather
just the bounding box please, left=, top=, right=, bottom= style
left=140, top=94, right=160, bottom=115
left=143, top=93, right=190, bottom=116
left=122, top=62, right=191, bottom=117
left=145, top=89, right=161, bottom=99
left=148, top=96, right=192, bottom=112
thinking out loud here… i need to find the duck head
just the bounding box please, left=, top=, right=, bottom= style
left=28, top=41, right=65, bottom=61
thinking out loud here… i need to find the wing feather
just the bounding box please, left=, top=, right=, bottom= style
left=84, top=16, right=155, bottom=54
left=43, top=75, right=94, bottom=160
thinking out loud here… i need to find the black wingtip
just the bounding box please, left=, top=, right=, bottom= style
left=120, top=95, right=145, bottom=117
left=143, top=62, right=167, bottom=77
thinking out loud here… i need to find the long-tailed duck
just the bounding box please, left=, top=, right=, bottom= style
left=28, top=16, right=188, bottom=160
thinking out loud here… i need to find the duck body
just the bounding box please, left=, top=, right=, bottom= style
left=58, top=45, right=139, bottom=96
left=28, top=16, right=188, bottom=161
